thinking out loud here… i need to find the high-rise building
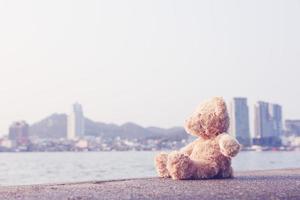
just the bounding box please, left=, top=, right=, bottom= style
left=67, top=103, right=85, bottom=140
left=254, top=101, right=282, bottom=146
left=229, top=97, right=251, bottom=146
left=8, top=121, right=29, bottom=146
left=271, top=104, right=283, bottom=137
left=285, top=120, right=300, bottom=136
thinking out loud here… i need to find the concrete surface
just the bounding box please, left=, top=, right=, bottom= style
left=0, top=168, right=299, bottom=200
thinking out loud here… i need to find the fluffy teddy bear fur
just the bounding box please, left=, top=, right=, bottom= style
left=154, top=97, right=241, bottom=180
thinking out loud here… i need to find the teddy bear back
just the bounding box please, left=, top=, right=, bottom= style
left=185, top=97, right=229, bottom=139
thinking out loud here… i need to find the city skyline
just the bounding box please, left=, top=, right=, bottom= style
left=1, top=97, right=287, bottom=137
left=1, top=0, right=300, bottom=134
left=3, top=97, right=294, bottom=151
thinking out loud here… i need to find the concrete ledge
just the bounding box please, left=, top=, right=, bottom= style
left=0, top=168, right=300, bottom=200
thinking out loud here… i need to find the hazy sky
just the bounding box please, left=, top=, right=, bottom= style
left=0, top=0, right=299, bottom=135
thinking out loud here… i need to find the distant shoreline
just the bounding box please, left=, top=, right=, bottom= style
left=0, top=148, right=299, bottom=153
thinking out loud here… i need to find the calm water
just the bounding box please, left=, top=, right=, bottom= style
left=0, top=151, right=299, bottom=186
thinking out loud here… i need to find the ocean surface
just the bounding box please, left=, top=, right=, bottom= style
left=0, top=151, right=299, bottom=186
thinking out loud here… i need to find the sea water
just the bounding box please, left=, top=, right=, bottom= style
left=0, top=151, right=299, bottom=186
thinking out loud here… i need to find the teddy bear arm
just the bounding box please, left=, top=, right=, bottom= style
left=218, top=133, right=241, bottom=157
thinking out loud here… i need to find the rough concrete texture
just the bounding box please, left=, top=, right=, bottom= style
left=0, top=168, right=299, bottom=200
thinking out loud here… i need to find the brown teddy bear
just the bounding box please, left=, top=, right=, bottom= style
left=154, top=97, right=241, bottom=180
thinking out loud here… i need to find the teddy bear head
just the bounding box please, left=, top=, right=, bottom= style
left=184, top=97, right=229, bottom=139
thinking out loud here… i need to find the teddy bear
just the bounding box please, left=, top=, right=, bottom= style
left=154, top=97, right=241, bottom=180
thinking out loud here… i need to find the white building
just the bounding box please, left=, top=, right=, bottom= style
left=67, top=103, right=85, bottom=140
left=9, top=121, right=30, bottom=146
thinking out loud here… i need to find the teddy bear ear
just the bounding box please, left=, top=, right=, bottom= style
left=184, top=117, right=194, bottom=135
left=212, top=97, right=227, bottom=114
left=211, top=97, right=230, bottom=133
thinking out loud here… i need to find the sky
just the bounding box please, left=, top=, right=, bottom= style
left=0, top=0, right=299, bottom=135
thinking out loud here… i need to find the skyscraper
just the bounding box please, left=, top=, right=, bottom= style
left=8, top=121, right=29, bottom=146
left=229, top=97, right=251, bottom=146
left=67, top=103, right=85, bottom=140
left=285, top=120, right=300, bottom=136
left=271, top=104, right=283, bottom=137
left=254, top=101, right=282, bottom=146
